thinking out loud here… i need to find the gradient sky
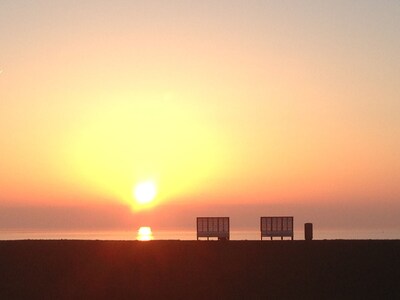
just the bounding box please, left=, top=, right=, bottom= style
left=1, top=1, right=399, bottom=233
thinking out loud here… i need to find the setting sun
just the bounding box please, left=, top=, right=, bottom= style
left=134, top=181, right=157, bottom=205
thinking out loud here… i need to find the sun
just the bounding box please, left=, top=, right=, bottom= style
left=134, top=181, right=157, bottom=204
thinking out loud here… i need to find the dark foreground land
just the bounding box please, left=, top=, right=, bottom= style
left=0, top=240, right=399, bottom=299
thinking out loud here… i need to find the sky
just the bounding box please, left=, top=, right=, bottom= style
left=1, top=1, right=399, bottom=234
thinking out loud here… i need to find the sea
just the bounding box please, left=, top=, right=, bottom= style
left=1, top=228, right=399, bottom=241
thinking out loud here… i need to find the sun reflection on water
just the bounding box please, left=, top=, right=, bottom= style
left=137, top=226, right=153, bottom=241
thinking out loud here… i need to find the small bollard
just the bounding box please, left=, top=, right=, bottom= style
left=305, top=223, right=313, bottom=241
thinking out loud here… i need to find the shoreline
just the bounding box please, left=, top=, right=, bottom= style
left=2, top=228, right=400, bottom=241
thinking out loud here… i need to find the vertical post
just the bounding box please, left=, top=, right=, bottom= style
left=291, top=217, right=294, bottom=240
left=227, top=217, right=230, bottom=240
left=305, top=223, right=313, bottom=241
left=207, top=218, right=209, bottom=241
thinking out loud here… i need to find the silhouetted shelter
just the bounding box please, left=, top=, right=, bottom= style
left=260, top=216, right=294, bottom=240
left=197, top=217, right=230, bottom=240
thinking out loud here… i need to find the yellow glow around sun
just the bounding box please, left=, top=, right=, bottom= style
left=63, top=91, right=229, bottom=209
left=134, top=181, right=157, bottom=205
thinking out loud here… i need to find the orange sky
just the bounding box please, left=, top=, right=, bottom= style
left=1, top=1, right=400, bottom=232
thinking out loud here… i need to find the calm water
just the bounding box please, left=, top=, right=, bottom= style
left=1, top=228, right=399, bottom=240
